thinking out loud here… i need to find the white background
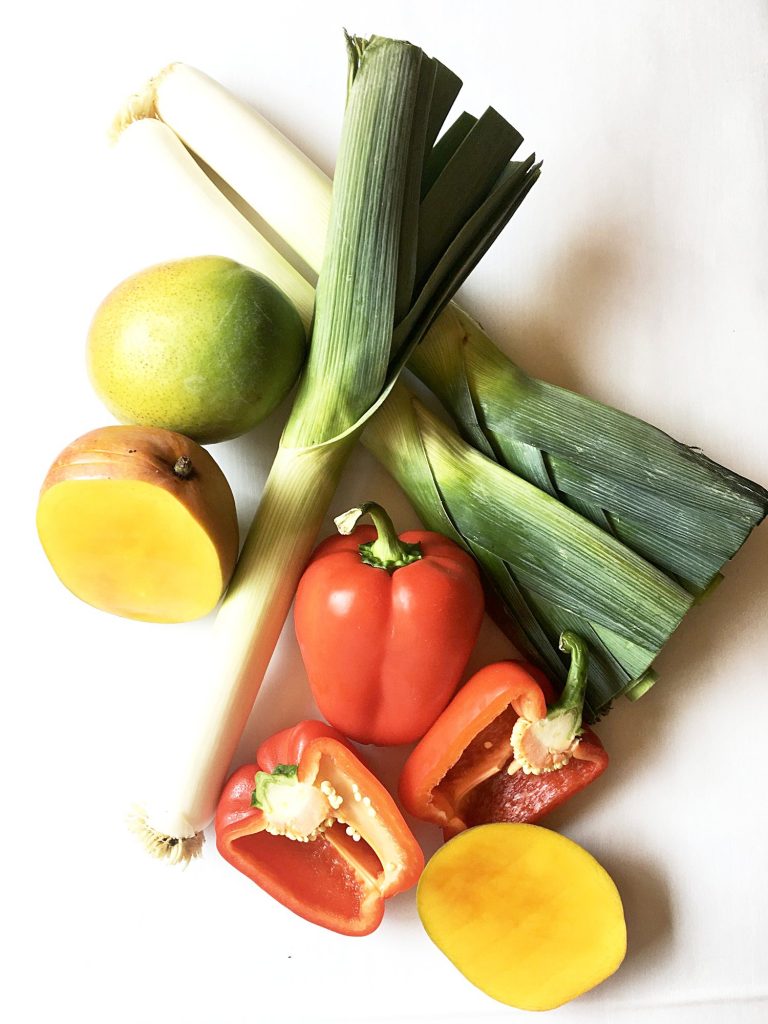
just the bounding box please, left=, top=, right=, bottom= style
left=3, top=1, right=767, bottom=1021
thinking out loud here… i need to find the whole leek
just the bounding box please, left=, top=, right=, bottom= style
left=125, top=63, right=767, bottom=714
left=121, top=36, right=538, bottom=861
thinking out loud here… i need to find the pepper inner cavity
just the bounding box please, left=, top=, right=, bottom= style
left=438, top=706, right=520, bottom=812
left=314, top=755, right=397, bottom=888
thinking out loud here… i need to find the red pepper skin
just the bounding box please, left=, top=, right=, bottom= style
left=294, top=525, right=484, bottom=745
left=256, top=719, right=356, bottom=773
left=459, top=729, right=607, bottom=834
left=215, top=720, right=424, bottom=936
left=399, top=661, right=608, bottom=838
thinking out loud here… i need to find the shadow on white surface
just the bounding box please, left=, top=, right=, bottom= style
left=485, top=225, right=637, bottom=397
left=597, top=852, right=673, bottom=985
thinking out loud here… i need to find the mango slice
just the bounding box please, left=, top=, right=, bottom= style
left=37, top=425, right=239, bottom=622
left=417, top=823, right=626, bottom=1011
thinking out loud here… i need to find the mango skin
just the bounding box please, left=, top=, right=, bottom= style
left=87, top=256, right=306, bottom=443
left=417, top=823, right=627, bottom=1011
left=37, top=425, right=239, bottom=622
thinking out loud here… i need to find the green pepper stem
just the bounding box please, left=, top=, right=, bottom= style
left=510, top=632, right=590, bottom=773
left=547, top=631, right=589, bottom=735
left=251, top=763, right=298, bottom=808
left=334, top=501, right=422, bottom=571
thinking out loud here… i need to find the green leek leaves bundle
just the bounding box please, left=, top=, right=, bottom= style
left=403, top=307, right=768, bottom=713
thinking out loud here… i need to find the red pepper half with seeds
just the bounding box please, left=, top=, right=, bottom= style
left=399, top=632, right=608, bottom=838
left=294, top=501, right=484, bottom=745
left=215, top=720, right=424, bottom=936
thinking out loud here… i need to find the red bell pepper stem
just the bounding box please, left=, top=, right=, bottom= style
left=334, top=501, right=423, bottom=571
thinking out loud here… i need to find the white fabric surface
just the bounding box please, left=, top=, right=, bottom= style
left=3, top=2, right=767, bottom=1021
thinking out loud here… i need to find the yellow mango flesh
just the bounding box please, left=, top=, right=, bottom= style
left=417, top=823, right=626, bottom=1011
left=37, top=478, right=225, bottom=623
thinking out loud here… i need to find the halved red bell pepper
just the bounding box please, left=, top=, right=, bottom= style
left=215, top=720, right=424, bottom=936
left=294, top=501, right=484, bottom=746
left=399, top=632, right=608, bottom=838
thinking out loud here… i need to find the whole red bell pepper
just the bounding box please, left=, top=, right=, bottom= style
left=294, top=501, right=484, bottom=745
left=215, top=720, right=424, bottom=936
left=399, top=632, right=608, bottom=837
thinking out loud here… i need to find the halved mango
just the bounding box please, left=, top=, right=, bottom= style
left=417, top=823, right=626, bottom=1011
left=37, top=425, right=239, bottom=622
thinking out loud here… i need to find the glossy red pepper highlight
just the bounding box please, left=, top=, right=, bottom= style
left=399, top=636, right=608, bottom=838
left=216, top=720, right=424, bottom=936
left=294, top=502, right=484, bottom=745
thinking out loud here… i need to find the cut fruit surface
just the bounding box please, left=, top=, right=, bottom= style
left=39, top=478, right=223, bottom=621
left=417, top=823, right=626, bottom=1010
left=37, top=425, right=238, bottom=622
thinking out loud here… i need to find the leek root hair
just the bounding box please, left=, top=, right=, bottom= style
left=127, top=807, right=203, bottom=866
left=109, top=63, right=177, bottom=141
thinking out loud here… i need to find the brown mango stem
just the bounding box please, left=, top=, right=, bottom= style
left=173, top=455, right=194, bottom=479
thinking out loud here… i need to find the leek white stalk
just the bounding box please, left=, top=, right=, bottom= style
left=114, top=62, right=331, bottom=276
left=111, top=117, right=314, bottom=327
left=132, top=439, right=352, bottom=855
left=110, top=119, right=321, bottom=863
left=119, top=35, right=532, bottom=862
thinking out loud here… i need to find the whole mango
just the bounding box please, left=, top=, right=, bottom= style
left=87, top=256, right=306, bottom=443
